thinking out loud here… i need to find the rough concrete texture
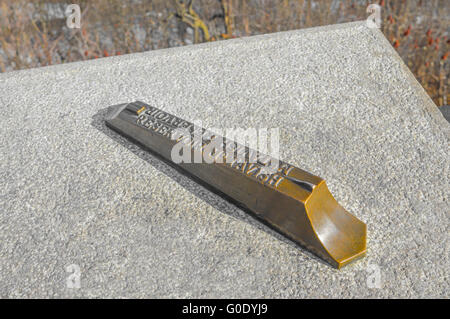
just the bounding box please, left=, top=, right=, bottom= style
left=0, top=22, right=449, bottom=298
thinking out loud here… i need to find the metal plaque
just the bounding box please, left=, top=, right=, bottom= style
left=106, top=101, right=366, bottom=268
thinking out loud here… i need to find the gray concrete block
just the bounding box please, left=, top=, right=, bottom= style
left=0, top=21, right=448, bottom=298
left=439, top=105, right=450, bottom=123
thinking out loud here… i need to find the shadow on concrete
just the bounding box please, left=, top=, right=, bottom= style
left=91, top=105, right=328, bottom=268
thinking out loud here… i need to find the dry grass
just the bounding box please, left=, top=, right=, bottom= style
left=0, top=0, right=448, bottom=106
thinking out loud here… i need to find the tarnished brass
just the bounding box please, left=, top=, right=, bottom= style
left=106, top=101, right=367, bottom=268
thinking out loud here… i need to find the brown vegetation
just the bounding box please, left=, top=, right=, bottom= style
left=0, top=0, right=448, bottom=106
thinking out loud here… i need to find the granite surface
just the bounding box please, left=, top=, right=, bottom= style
left=0, top=21, right=449, bottom=298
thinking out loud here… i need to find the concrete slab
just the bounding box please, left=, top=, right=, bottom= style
left=0, top=21, right=448, bottom=298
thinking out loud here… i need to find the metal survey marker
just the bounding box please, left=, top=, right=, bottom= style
left=106, top=101, right=367, bottom=268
